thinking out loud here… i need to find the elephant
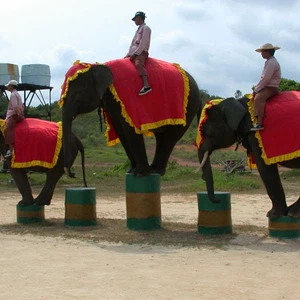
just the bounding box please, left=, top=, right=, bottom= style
left=197, top=93, right=300, bottom=219
left=0, top=119, right=87, bottom=206
left=60, top=59, right=201, bottom=177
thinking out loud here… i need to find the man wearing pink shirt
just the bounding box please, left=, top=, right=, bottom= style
left=251, top=43, right=281, bottom=131
left=4, top=80, right=24, bottom=158
left=125, top=11, right=152, bottom=96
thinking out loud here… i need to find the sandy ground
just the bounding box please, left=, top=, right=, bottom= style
left=0, top=191, right=300, bottom=300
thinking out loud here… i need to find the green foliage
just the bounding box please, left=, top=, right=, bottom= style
left=252, top=78, right=300, bottom=93
left=0, top=94, right=8, bottom=118
left=279, top=78, right=300, bottom=92
left=235, top=90, right=243, bottom=99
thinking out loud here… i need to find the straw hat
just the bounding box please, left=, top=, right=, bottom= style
left=255, top=43, right=280, bottom=52
left=5, top=80, right=18, bottom=86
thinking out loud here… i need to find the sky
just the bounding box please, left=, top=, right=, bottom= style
left=1, top=0, right=300, bottom=106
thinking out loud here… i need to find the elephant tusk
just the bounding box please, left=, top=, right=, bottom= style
left=195, top=151, right=209, bottom=173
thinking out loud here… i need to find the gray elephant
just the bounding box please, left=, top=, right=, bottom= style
left=197, top=92, right=300, bottom=219
left=0, top=118, right=87, bottom=206
left=59, top=58, right=201, bottom=177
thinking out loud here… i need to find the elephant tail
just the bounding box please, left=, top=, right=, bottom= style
left=75, top=135, right=88, bottom=187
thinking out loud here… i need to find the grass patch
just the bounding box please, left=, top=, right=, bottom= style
left=1, top=148, right=299, bottom=195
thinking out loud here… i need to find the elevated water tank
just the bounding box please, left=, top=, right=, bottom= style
left=21, top=64, right=51, bottom=86
left=0, top=63, right=20, bottom=85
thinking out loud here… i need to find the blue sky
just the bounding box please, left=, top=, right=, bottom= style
left=1, top=0, right=300, bottom=105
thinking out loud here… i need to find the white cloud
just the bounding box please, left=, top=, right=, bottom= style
left=1, top=0, right=300, bottom=106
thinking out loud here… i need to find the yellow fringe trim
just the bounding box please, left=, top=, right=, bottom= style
left=105, top=62, right=190, bottom=146
left=195, top=99, right=223, bottom=148
left=11, top=121, right=63, bottom=169
left=173, top=62, right=190, bottom=126
left=58, top=60, right=93, bottom=108
left=247, top=93, right=300, bottom=165
left=0, top=119, right=5, bottom=135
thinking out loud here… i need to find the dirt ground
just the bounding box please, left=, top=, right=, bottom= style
left=0, top=191, right=299, bottom=300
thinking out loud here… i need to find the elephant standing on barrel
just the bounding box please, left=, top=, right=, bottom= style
left=196, top=92, right=300, bottom=219
left=0, top=118, right=87, bottom=206
left=59, top=58, right=202, bottom=177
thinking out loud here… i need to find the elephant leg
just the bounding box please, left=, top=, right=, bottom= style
left=251, top=144, right=288, bottom=217
left=113, top=118, right=150, bottom=176
left=35, top=165, right=65, bottom=206
left=9, top=168, right=35, bottom=206
left=288, top=197, right=300, bottom=218
left=122, top=129, right=150, bottom=176
left=110, top=121, right=137, bottom=173
left=151, top=128, right=185, bottom=176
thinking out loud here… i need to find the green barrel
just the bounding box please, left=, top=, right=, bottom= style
left=126, top=173, right=161, bottom=230
left=64, top=188, right=97, bottom=227
left=269, top=216, right=300, bottom=239
left=197, top=192, right=232, bottom=235
left=16, top=204, right=45, bottom=224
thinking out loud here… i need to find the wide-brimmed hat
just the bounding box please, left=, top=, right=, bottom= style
left=5, top=79, right=18, bottom=86
left=131, top=11, right=146, bottom=21
left=255, top=43, right=280, bottom=52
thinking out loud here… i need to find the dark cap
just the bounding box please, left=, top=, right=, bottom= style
left=131, top=11, right=146, bottom=21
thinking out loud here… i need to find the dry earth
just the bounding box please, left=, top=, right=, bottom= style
left=0, top=190, right=300, bottom=300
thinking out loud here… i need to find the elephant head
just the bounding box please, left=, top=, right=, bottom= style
left=198, top=97, right=247, bottom=202
left=61, top=65, right=113, bottom=173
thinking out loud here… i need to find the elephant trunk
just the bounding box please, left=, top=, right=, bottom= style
left=198, top=149, right=220, bottom=203
left=62, top=107, right=74, bottom=177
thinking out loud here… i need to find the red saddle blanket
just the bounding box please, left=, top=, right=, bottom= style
left=59, top=58, right=190, bottom=146
left=1, top=118, right=62, bottom=168
left=195, top=92, right=300, bottom=165
left=248, top=91, right=300, bottom=164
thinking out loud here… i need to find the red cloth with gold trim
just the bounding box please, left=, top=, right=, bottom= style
left=195, top=92, right=300, bottom=166
left=104, top=58, right=189, bottom=145
left=58, top=58, right=189, bottom=146
left=59, top=61, right=95, bottom=107
left=249, top=91, right=300, bottom=165
left=11, top=118, right=62, bottom=168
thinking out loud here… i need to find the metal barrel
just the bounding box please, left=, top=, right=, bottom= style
left=64, top=188, right=97, bottom=227
left=126, top=173, right=161, bottom=230
left=269, top=216, right=300, bottom=239
left=16, top=204, right=45, bottom=224
left=197, top=192, right=232, bottom=235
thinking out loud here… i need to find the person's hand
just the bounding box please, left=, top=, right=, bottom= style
left=130, top=54, right=138, bottom=61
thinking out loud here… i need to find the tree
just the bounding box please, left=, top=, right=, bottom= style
left=279, top=78, right=300, bottom=92
left=0, top=93, right=8, bottom=118
left=234, top=90, right=243, bottom=99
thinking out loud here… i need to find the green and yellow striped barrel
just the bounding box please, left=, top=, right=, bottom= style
left=269, top=216, right=300, bottom=239
left=64, top=188, right=97, bottom=227
left=197, top=192, right=232, bottom=235
left=16, top=204, right=45, bottom=224
left=126, top=173, right=161, bottom=230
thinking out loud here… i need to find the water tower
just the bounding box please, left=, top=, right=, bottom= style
left=0, top=63, right=53, bottom=120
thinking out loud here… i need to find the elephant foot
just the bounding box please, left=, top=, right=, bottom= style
left=35, top=199, right=51, bottom=206
left=133, top=166, right=152, bottom=177
left=151, top=169, right=165, bottom=176
left=266, top=207, right=288, bottom=218
left=209, top=197, right=221, bottom=204
left=287, top=197, right=300, bottom=218
left=18, top=199, right=35, bottom=207
left=126, top=168, right=133, bottom=174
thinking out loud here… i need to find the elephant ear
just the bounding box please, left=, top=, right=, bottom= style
left=221, top=97, right=247, bottom=131
left=90, top=65, right=113, bottom=99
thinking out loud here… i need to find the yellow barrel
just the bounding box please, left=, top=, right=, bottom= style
left=197, top=192, right=232, bottom=234
left=64, top=188, right=97, bottom=226
left=16, top=204, right=45, bottom=224
left=269, top=216, right=300, bottom=239
left=126, top=173, right=161, bottom=230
